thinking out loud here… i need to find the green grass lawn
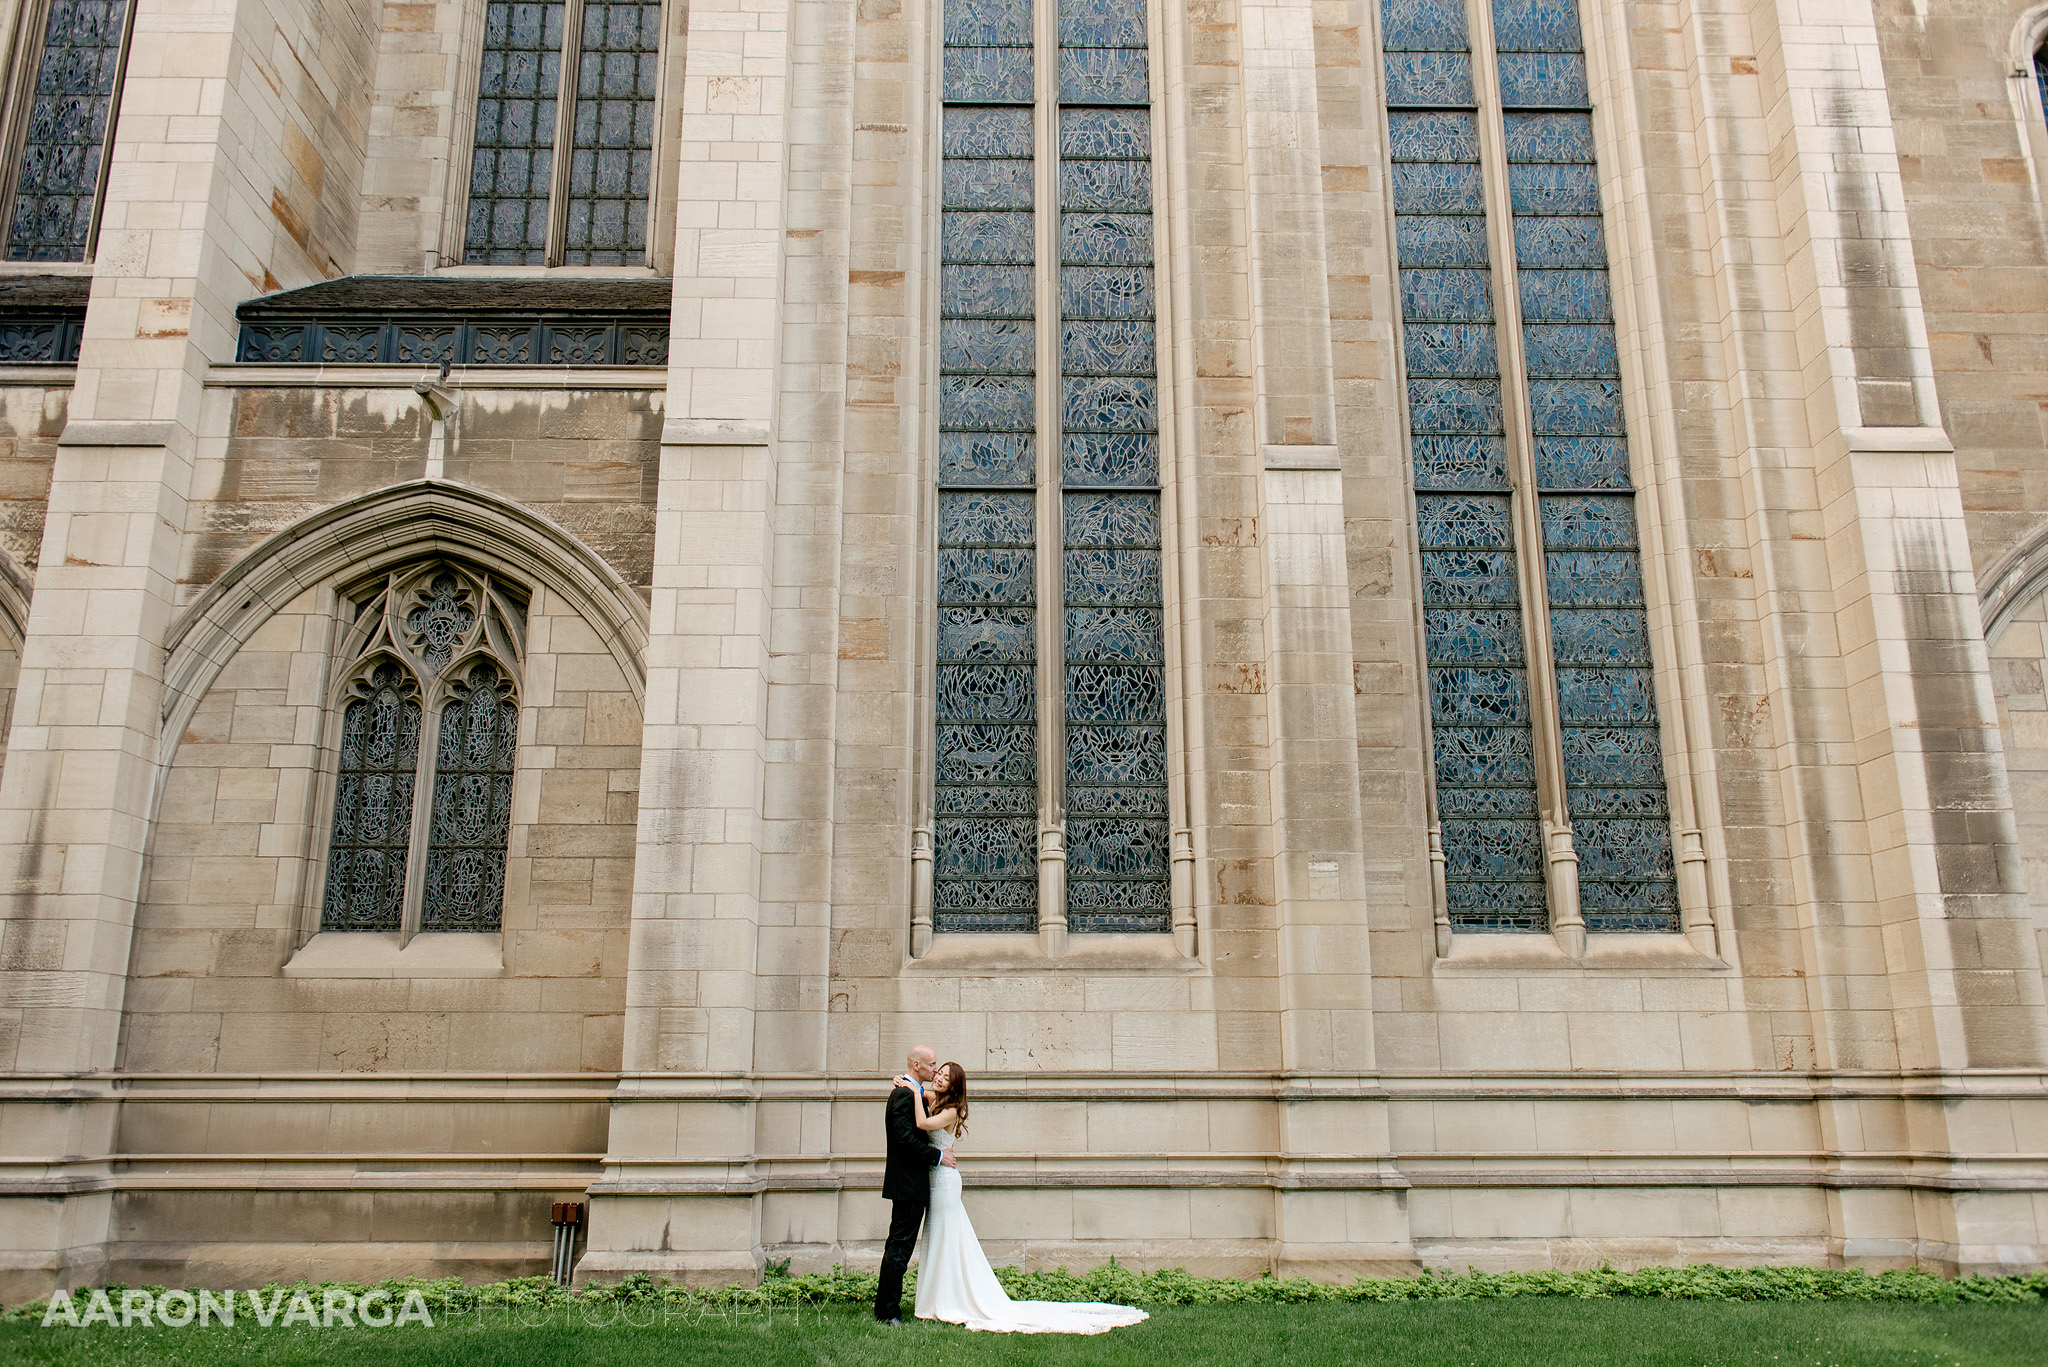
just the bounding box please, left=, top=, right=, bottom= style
left=0, top=1300, right=2041, bottom=1366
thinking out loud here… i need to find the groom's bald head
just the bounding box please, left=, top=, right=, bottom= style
left=906, top=1045, right=936, bottom=1080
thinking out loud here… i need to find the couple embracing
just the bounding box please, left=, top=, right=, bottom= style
left=873, top=1045, right=1148, bottom=1334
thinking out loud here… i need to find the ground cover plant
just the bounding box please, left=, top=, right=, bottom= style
left=0, top=1265, right=2040, bottom=1366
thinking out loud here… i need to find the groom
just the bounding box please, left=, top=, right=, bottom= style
left=875, top=1043, right=956, bottom=1324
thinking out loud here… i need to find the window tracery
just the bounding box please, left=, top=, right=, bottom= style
left=319, top=562, right=527, bottom=935
left=2, top=0, right=135, bottom=261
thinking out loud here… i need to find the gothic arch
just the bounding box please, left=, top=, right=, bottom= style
left=160, top=481, right=648, bottom=769
left=1980, top=519, right=2048, bottom=644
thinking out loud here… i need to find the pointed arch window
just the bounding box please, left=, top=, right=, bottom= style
left=928, top=0, right=1173, bottom=938
left=1380, top=0, right=1680, bottom=937
left=319, top=563, right=528, bottom=935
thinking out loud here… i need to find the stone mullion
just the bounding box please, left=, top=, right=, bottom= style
left=544, top=0, right=589, bottom=265
left=1466, top=0, right=1582, bottom=952
left=1034, top=0, right=1068, bottom=949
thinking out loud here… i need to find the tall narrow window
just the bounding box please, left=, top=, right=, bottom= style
left=1382, top=0, right=1678, bottom=935
left=3, top=0, right=135, bottom=262
left=464, top=0, right=662, bottom=265
left=930, top=0, right=1169, bottom=934
left=320, top=563, right=528, bottom=935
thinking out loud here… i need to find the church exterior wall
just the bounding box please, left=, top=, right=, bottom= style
left=0, top=0, right=2044, bottom=1300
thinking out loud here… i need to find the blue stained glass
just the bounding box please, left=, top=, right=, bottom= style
left=1400, top=269, right=1494, bottom=321
left=1544, top=550, right=1645, bottom=605
left=1408, top=378, right=1506, bottom=434
left=1068, top=817, right=1169, bottom=876
left=939, top=785, right=1037, bottom=815
left=940, top=606, right=1035, bottom=661
left=1383, top=52, right=1477, bottom=106
left=938, top=664, right=1037, bottom=721
left=1541, top=494, right=1637, bottom=548
left=420, top=661, right=519, bottom=930
left=1569, top=785, right=1668, bottom=817
left=1063, top=548, right=1162, bottom=604
left=1059, top=49, right=1150, bottom=103
left=1581, top=870, right=1678, bottom=907
left=1508, top=162, right=1601, bottom=214
left=936, top=816, right=1038, bottom=876
left=1492, top=0, right=1585, bottom=52
left=1062, top=213, right=1154, bottom=264
left=1528, top=378, right=1625, bottom=434
left=1064, top=491, right=1160, bottom=545
left=1557, top=667, right=1656, bottom=724
left=1061, top=161, right=1151, bottom=211
left=1432, top=666, right=1530, bottom=725
left=1064, top=432, right=1159, bottom=484
left=1405, top=324, right=1499, bottom=377
left=1416, top=492, right=1513, bottom=548
left=1068, top=783, right=1168, bottom=816
left=944, top=158, right=1036, bottom=208
left=943, top=211, right=1036, bottom=264
left=1061, top=266, right=1155, bottom=318
left=1398, top=216, right=1491, bottom=268
left=946, top=0, right=1034, bottom=45
left=322, top=663, right=422, bottom=931
left=1503, top=111, right=1595, bottom=162
left=1067, top=606, right=1166, bottom=661
left=1518, top=269, right=1612, bottom=322
left=1380, top=0, right=1471, bottom=51
left=1070, top=877, right=1171, bottom=909
left=939, top=547, right=1036, bottom=604
left=939, top=490, right=1035, bottom=544
left=1064, top=724, right=1168, bottom=785
left=1388, top=111, right=1481, bottom=162
left=1061, top=107, right=1151, bottom=158
left=1442, top=818, right=1545, bottom=878
left=1444, top=876, right=1547, bottom=919
left=940, top=432, right=1037, bottom=485
left=937, top=724, right=1038, bottom=784
left=1391, top=163, right=1488, bottom=214
left=1498, top=53, right=1590, bottom=107
left=941, top=374, right=1037, bottom=430
left=944, top=47, right=1036, bottom=102
left=1067, top=663, right=1167, bottom=722
left=1573, top=818, right=1675, bottom=879
left=1421, top=548, right=1520, bottom=604
left=1522, top=324, right=1619, bottom=378
left=941, top=319, right=1036, bottom=375
left=1427, top=609, right=1527, bottom=664
left=1062, top=321, right=1155, bottom=374
left=1549, top=609, right=1651, bottom=666
left=1062, top=375, right=1158, bottom=432
left=1438, top=784, right=1539, bottom=816
left=1560, top=725, right=1666, bottom=788
left=1059, top=0, right=1147, bottom=47
left=562, top=1, right=662, bottom=265
left=1433, top=726, right=1537, bottom=787
left=1413, top=434, right=1512, bottom=489
left=464, top=1, right=565, bottom=264
left=941, top=264, right=1035, bottom=318
left=1514, top=217, right=1607, bottom=269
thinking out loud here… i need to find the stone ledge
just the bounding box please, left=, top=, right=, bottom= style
left=904, top=932, right=1203, bottom=974
left=281, top=931, right=505, bottom=979
left=206, top=364, right=667, bottom=389
left=1433, top=932, right=1729, bottom=975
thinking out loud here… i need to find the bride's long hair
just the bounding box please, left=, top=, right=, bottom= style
left=931, top=1063, right=969, bottom=1136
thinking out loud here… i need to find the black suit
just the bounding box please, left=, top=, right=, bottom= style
left=875, top=1078, right=939, bottom=1320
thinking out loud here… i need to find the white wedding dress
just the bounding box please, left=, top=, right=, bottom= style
left=913, top=1126, right=1148, bottom=1334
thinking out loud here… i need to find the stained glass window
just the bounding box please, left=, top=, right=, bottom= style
left=1494, top=0, right=1676, bottom=930
left=1385, top=0, right=1545, bottom=932
left=935, top=0, right=1039, bottom=932
left=422, top=661, right=520, bottom=931
left=321, top=564, right=526, bottom=934
left=6, top=0, right=134, bottom=262
left=322, top=663, right=423, bottom=932
left=463, top=0, right=662, bottom=265
left=1059, top=0, right=1167, bottom=931
left=930, top=0, right=1170, bottom=933
left=1381, top=0, right=1678, bottom=934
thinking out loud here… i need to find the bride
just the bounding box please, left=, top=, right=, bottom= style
left=904, top=1063, right=1148, bottom=1334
